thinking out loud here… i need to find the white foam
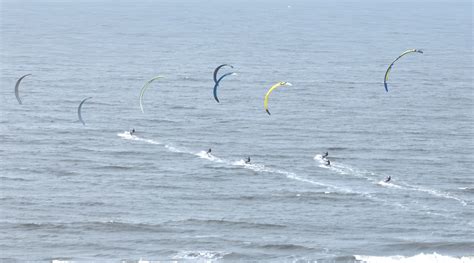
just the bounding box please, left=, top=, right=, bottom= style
left=285, top=173, right=350, bottom=192
left=117, top=131, right=161, bottom=145
left=314, top=154, right=356, bottom=176
left=314, top=154, right=325, bottom=162
left=117, top=133, right=382, bottom=198
left=172, top=250, right=228, bottom=261
left=230, top=159, right=343, bottom=192
left=193, top=152, right=401, bottom=204
left=195, top=151, right=225, bottom=163
left=354, top=253, right=474, bottom=263
left=135, top=259, right=168, bottom=263
left=400, top=183, right=468, bottom=207
left=117, top=131, right=138, bottom=140
left=164, top=144, right=188, bottom=153
left=315, top=154, right=383, bottom=182
left=231, top=159, right=267, bottom=173
left=314, top=154, right=468, bottom=206
left=232, top=159, right=249, bottom=166
left=230, top=158, right=349, bottom=195
left=378, top=181, right=403, bottom=189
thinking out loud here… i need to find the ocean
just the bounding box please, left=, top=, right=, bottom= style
left=0, top=0, right=473, bottom=262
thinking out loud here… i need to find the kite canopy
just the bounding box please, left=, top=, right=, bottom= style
left=78, top=97, right=92, bottom=126
left=213, top=64, right=233, bottom=84
left=264, top=82, right=292, bottom=115
left=213, top=72, right=237, bottom=103
left=15, top=74, right=32, bottom=105
left=384, top=49, right=423, bottom=92
left=139, top=76, right=163, bottom=113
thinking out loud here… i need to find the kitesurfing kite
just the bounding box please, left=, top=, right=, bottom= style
left=212, top=64, right=235, bottom=103
left=77, top=97, right=92, bottom=125
left=213, top=64, right=233, bottom=83
left=213, top=72, right=237, bottom=103
left=264, top=82, right=292, bottom=115
left=139, top=76, right=163, bottom=113
left=384, top=49, right=423, bottom=92
left=15, top=74, right=32, bottom=104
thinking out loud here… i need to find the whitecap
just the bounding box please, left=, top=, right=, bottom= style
left=354, top=253, right=474, bottom=263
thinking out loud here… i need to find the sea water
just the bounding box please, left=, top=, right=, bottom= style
left=0, top=0, right=472, bottom=262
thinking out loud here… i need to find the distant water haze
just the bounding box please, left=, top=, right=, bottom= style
left=0, top=0, right=473, bottom=262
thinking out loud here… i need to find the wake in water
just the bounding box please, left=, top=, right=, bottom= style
left=196, top=151, right=225, bottom=163
left=121, top=132, right=461, bottom=214
left=313, top=156, right=471, bottom=223
left=377, top=180, right=403, bottom=189
left=314, top=154, right=358, bottom=176
left=117, top=132, right=363, bottom=195
left=313, top=154, right=468, bottom=207
left=119, top=132, right=458, bottom=211
left=398, top=183, right=468, bottom=207
left=117, top=131, right=161, bottom=145
left=190, top=150, right=358, bottom=194
left=118, top=131, right=466, bottom=215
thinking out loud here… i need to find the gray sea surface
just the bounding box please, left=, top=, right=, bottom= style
left=0, top=0, right=473, bottom=262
